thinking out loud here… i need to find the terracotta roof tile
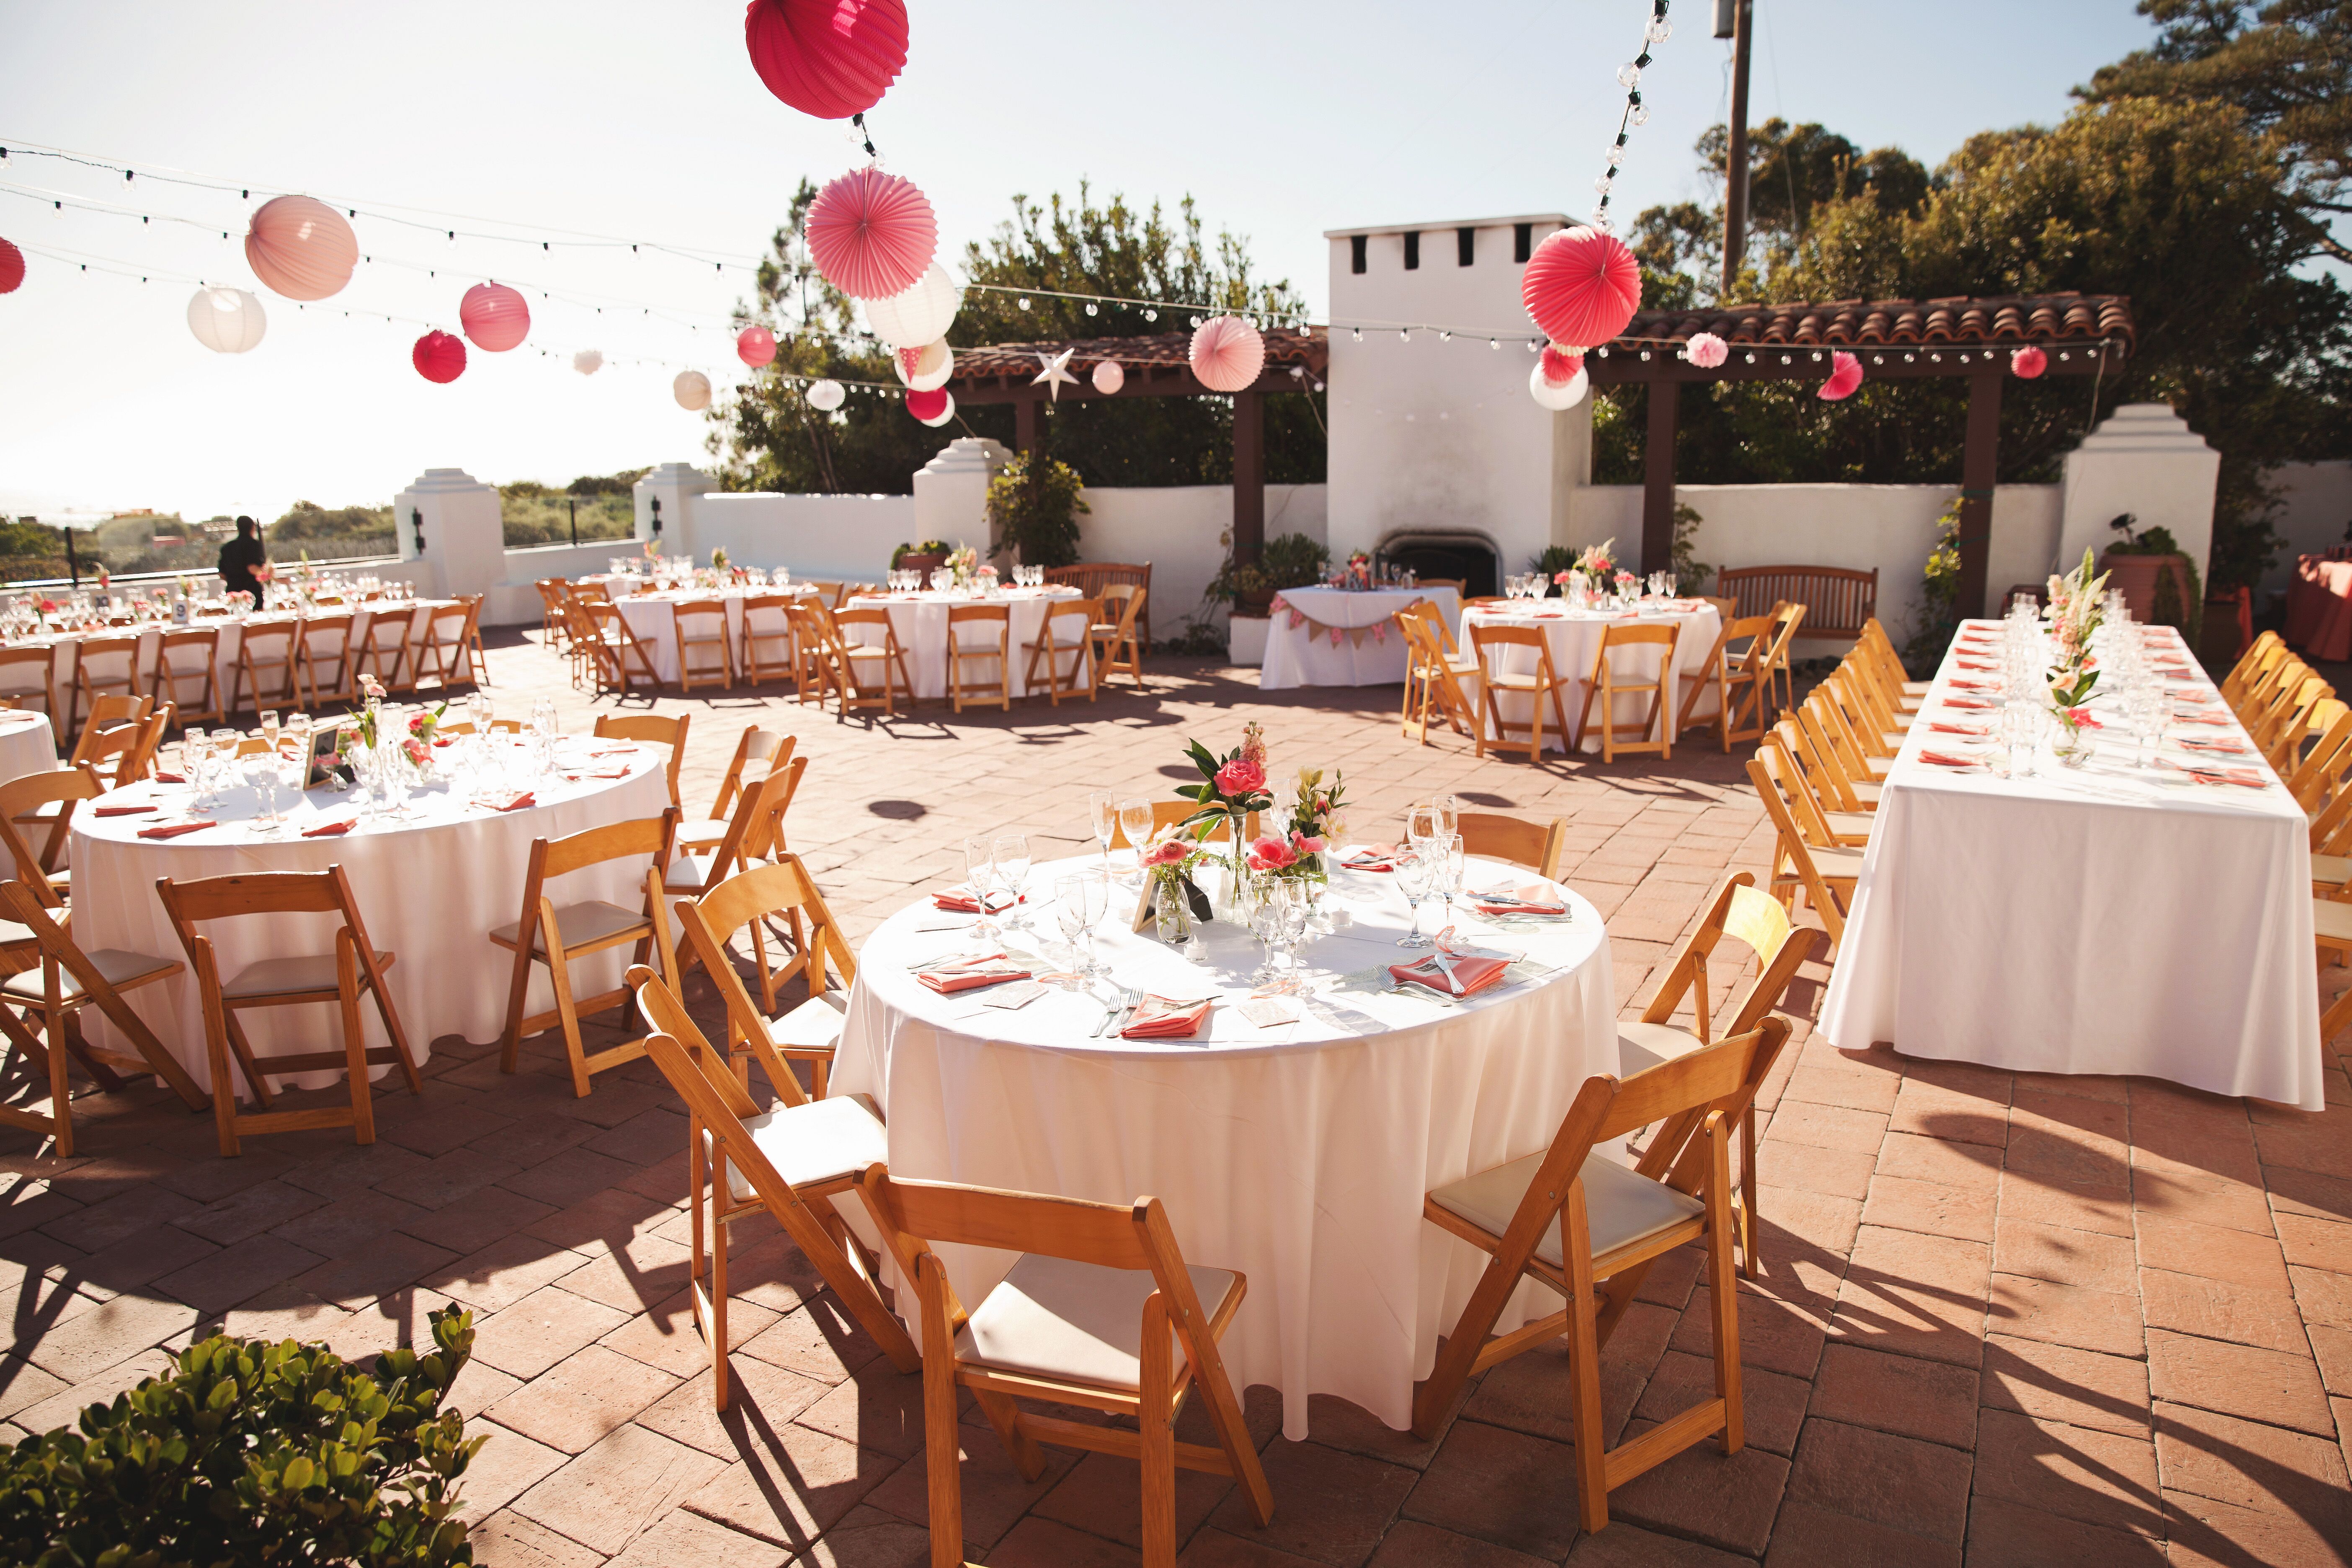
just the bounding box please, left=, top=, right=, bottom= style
left=1625, top=292, right=2130, bottom=355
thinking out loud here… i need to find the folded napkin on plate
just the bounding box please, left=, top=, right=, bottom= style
left=913, top=952, right=1034, bottom=993
left=1957, top=660, right=1999, bottom=672
left=1341, top=844, right=1397, bottom=872
left=473, top=791, right=536, bottom=813
left=1926, top=720, right=1988, bottom=736
left=2151, top=659, right=2194, bottom=673
left=563, top=769, right=632, bottom=781
left=2178, top=736, right=2249, bottom=755
left=137, top=821, right=210, bottom=840
left=301, top=818, right=357, bottom=838
left=2171, top=763, right=2267, bottom=789
left=1120, top=995, right=1213, bottom=1039
left=2172, top=712, right=2231, bottom=726
left=1950, top=678, right=2001, bottom=692
left=93, top=803, right=155, bottom=816
left=1943, top=696, right=1996, bottom=710
left=931, top=887, right=1021, bottom=914
left=1919, top=750, right=1986, bottom=769
left=2169, top=690, right=2216, bottom=705
left=1471, top=883, right=1568, bottom=916
left=152, top=771, right=184, bottom=784
left=1389, top=950, right=1512, bottom=997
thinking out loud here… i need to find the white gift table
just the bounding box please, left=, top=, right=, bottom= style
left=70, top=736, right=672, bottom=1094
left=1819, top=620, right=2324, bottom=1108
left=1258, top=586, right=1462, bottom=691
left=1460, top=600, right=1722, bottom=754
left=831, top=851, right=1617, bottom=1438
left=840, top=587, right=1084, bottom=701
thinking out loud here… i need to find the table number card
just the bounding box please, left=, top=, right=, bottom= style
left=306, top=726, right=356, bottom=790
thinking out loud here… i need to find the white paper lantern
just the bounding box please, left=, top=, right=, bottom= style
left=674, top=370, right=712, bottom=411
left=805, top=378, right=846, bottom=411
left=893, top=337, right=954, bottom=392
left=573, top=348, right=603, bottom=375
left=186, top=286, right=266, bottom=354
left=1091, top=358, right=1125, bottom=395
left=913, top=389, right=957, bottom=428
left=863, top=262, right=962, bottom=350
left=1528, top=359, right=1589, bottom=410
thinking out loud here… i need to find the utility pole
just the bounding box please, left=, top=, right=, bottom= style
left=1718, top=0, right=1754, bottom=299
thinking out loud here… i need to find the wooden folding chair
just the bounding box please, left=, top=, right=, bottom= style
left=1412, top=1019, right=1792, bottom=1538
left=90, top=705, right=171, bottom=790
left=69, top=634, right=143, bottom=740
left=806, top=579, right=847, bottom=609
left=784, top=601, right=846, bottom=708
left=2317, top=900, right=2352, bottom=1040
left=152, top=626, right=224, bottom=727
left=2287, top=701, right=2352, bottom=815
left=67, top=695, right=150, bottom=768
left=2236, top=653, right=2308, bottom=730
left=1677, top=613, right=1775, bottom=752
left=673, top=852, right=854, bottom=1096
left=0, top=769, right=104, bottom=908
left=1761, top=603, right=1807, bottom=717
left=1021, top=597, right=1100, bottom=706
left=1618, top=874, right=1823, bottom=1278
left=833, top=606, right=918, bottom=717
left=1769, top=722, right=1871, bottom=843
left=291, top=613, right=355, bottom=709
left=1399, top=605, right=1480, bottom=744
left=1748, top=755, right=1859, bottom=946
left=2221, top=631, right=2285, bottom=711
left=155, top=866, right=420, bottom=1157
left=671, top=598, right=735, bottom=692
left=1798, top=692, right=1886, bottom=805
left=1090, top=585, right=1148, bottom=694
left=351, top=604, right=416, bottom=693
left=493, top=807, right=678, bottom=1097
left=1859, top=619, right=1929, bottom=703
left=1470, top=622, right=1577, bottom=761
left=737, top=592, right=797, bottom=686
left=456, top=594, right=491, bottom=686
left=851, top=1163, right=1274, bottom=1568
left=679, top=727, right=791, bottom=851
left=2256, top=676, right=2334, bottom=772
left=946, top=603, right=1012, bottom=713
left=534, top=579, right=572, bottom=642
left=0, top=646, right=59, bottom=725
left=0, top=880, right=202, bottom=1157
left=650, top=767, right=794, bottom=985
left=410, top=600, right=475, bottom=691
left=1576, top=622, right=1682, bottom=763
left=231, top=620, right=300, bottom=716
left=1457, top=811, right=1568, bottom=880
left=593, top=711, right=688, bottom=809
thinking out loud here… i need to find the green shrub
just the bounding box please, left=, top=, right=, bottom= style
left=0, top=1305, right=484, bottom=1567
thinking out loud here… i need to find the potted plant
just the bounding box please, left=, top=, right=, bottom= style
left=1212, top=532, right=1328, bottom=618
left=2098, top=514, right=2201, bottom=633
left=891, top=537, right=950, bottom=581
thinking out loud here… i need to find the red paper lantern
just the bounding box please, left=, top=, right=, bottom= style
left=745, top=0, right=908, bottom=120
left=1538, top=344, right=1584, bottom=387
left=1817, top=351, right=1863, bottom=402
left=807, top=166, right=936, bottom=300
left=1521, top=226, right=1641, bottom=350
left=459, top=282, right=530, bottom=352
left=737, top=325, right=778, bottom=367
left=2011, top=345, right=2048, bottom=379
left=1190, top=316, right=1266, bottom=394
left=0, top=239, right=23, bottom=295
left=413, top=330, right=467, bottom=384
left=905, top=385, right=948, bottom=422
left=245, top=195, right=358, bottom=302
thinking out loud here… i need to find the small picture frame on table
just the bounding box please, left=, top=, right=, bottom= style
left=307, top=726, right=356, bottom=790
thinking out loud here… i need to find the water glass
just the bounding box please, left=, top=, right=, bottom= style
left=244, top=752, right=284, bottom=833
left=993, top=833, right=1032, bottom=927
left=2000, top=700, right=2042, bottom=778
left=1394, top=849, right=1434, bottom=948
left=1088, top=790, right=1117, bottom=875
left=1117, top=799, right=1155, bottom=881
left=963, top=838, right=1002, bottom=940
left=1055, top=871, right=1109, bottom=978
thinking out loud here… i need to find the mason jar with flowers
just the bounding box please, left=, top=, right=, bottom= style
left=1138, top=833, right=1209, bottom=947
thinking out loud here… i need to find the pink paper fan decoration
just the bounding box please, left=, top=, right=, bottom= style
left=0, top=238, right=22, bottom=294
left=737, top=325, right=779, bottom=367
left=1687, top=332, right=1729, bottom=369
left=1091, top=358, right=1125, bottom=395
left=1521, top=226, right=1641, bottom=350
left=1538, top=344, right=1584, bottom=387
left=412, top=330, right=466, bottom=384
left=807, top=165, right=936, bottom=300
left=1817, top=351, right=1863, bottom=402
left=744, top=0, right=908, bottom=120
left=905, top=385, right=948, bottom=422
left=245, top=195, right=358, bottom=302
left=459, top=282, right=530, bottom=352
left=1189, top=316, right=1266, bottom=394
left=2010, top=345, right=2048, bottom=379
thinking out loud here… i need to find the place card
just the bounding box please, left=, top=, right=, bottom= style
left=1238, top=996, right=1302, bottom=1029
left=977, top=980, right=1048, bottom=1010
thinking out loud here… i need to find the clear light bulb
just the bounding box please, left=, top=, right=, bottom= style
left=1617, top=63, right=1641, bottom=88
left=1144, top=308, right=1158, bottom=321
left=1632, top=105, right=1651, bottom=127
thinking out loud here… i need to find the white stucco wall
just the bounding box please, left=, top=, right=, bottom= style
left=1079, top=482, right=1327, bottom=633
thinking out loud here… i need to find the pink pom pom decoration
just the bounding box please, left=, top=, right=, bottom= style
left=245, top=195, right=358, bottom=302
left=737, top=325, right=779, bottom=367
left=1817, top=351, right=1864, bottom=402
left=807, top=165, right=936, bottom=300
left=905, top=385, right=948, bottom=422
left=2010, top=345, right=2048, bottom=379
left=1539, top=344, right=1584, bottom=387
left=744, top=0, right=907, bottom=120
left=1521, top=226, right=1641, bottom=350
left=412, top=330, right=466, bottom=384
left=1091, top=358, right=1125, bottom=395
left=1687, top=332, right=1728, bottom=369
left=1189, top=316, right=1266, bottom=394
left=459, top=282, right=530, bottom=352
left=0, top=238, right=21, bottom=294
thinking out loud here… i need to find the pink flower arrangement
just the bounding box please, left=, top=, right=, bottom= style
left=1290, top=831, right=1326, bottom=855
left=401, top=737, right=429, bottom=766
left=1553, top=570, right=1576, bottom=586
left=1214, top=756, right=1266, bottom=797
left=1246, top=835, right=1297, bottom=872
left=2063, top=707, right=2103, bottom=729
left=1140, top=836, right=1192, bottom=869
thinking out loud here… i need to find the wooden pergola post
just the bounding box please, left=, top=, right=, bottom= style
left=1014, top=397, right=1043, bottom=462
left=1641, top=380, right=1681, bottom=577
left=1955, top=371, right=2003, bottom=620
left=1233, top=389, right=1265, bottom=566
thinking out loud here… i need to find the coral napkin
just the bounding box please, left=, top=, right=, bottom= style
left=2171, top=763, right=2267, bottom=789
left=301, top=818, right=357, bottom=837
left=152, top=771, right=184, bottom=784
left=932, top=887, right=1021, bottom=914
left=2178, top=737, right=2249, bottom=755
left=1926, top=721, right=1988, bottom=736
left=137, top=822, right=210, bottom=840
left=474, top=792, right=536, bottom=812
left=563, top=769, right=632, bottom=781
left=1950, top=678, right=2000, bottom=692
left=1389, top=950, right=1511, bottom=997
left=93, top=804, right=155, bottom=817
left=2171, top=712, right=2231, bottom=726
left=913, top=953, right=1033, bottom=993
left=1120, top=995, right=1213, bottom=1039
left=1957, top=660, right=1998, bottom=672
left=1942, top=696, right=1996, bottom=710
left=1341, top=845, right=1397, bottom=872
left=1471, top=883, right=1567, bottom=916
left=1919, top=750, right=1987, bottom=769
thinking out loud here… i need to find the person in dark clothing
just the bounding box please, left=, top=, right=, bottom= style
left=218, top=516, right=267, bottom=603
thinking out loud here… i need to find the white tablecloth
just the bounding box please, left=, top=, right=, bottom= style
left=70, top=737, right=672, bottom=1094
left=839, top=588, right=1083, bottom=701
left=611, top=587, right=819, bottom=684
left=831, top=851, right=1618, bottom=1439
left=1259, top=587, right=1464, bottom=691
left=1819, top=621, right=2324, bottom=1108
left=0, top=711, right=57, bottom=785
left=1461, top=601, right=1721, bottom=754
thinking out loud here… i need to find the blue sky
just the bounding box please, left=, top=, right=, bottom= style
left=0, top=0, right=2157, bottom=521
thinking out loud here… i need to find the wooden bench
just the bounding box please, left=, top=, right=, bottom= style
left=1715, top=565, right=1877, bottom=647
left=1044, top=561, right=1153, bottom=653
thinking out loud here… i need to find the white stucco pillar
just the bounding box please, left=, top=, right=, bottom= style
left=2057, top=403, right=2220, bottom=582
left=392, top=469, right=504, bottom=599
left=633, top=462, right=710, bottom=561
left=912, top=437, right=1011, bottom=557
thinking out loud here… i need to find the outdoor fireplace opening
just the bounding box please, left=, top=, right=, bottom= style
left=1377, top=534, right=1500, bottom=599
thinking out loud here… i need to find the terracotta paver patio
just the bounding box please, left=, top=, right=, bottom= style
left=5, top=629, right=2351, bottom=1565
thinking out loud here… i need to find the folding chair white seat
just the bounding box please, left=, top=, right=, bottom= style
left=767, top=989, right=849, bottom=1051
left=1, top=948, right=175, bottom=1002
left=222, top=951, right=393, bottom=1000
left=2312, top=854, right=2351, bottom=888
left=709, top=1091, right=887, bottom=1202
left=1617, top=1019, right=1705, bottom=1075
left=664, top=851, right=768, bottom=895
left=490, top=899, right=644, bottom=955
left=1430, top=1150, right=1705, bottom=1270
left=954, top=1253, right=1241, bottom=1392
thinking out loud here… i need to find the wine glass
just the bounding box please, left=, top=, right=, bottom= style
left=259, top=709, right=280, bottom=757
left=963, top=838, right=1002, bottom=940
left=993, top=833, right=1032, bottom=928
left=1435, top=794, right=1462, bottom=838
left=1055, top=871, right=1108, bottom=979
left=1405, top=805, right=1439, bottom=850
left=1249, top=882, right=1284, bottom=988
left=1117, top=799, right=1155, bottom=882
left=1088, top=790, right=1117, bottom=876
left=1429, top=831, right=1465, bottom=925
left=243, top=749, right=284, bottom=834
left=1394, top=849, right=1434, bottom=948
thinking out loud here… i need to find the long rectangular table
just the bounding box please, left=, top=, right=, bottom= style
left=1818, top=619, right=2324, bottom=1109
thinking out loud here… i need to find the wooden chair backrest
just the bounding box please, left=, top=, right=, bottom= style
left=1037, top=596, right=1099, bottom=643
left=594, top=712, right=689, bottom=802
left=0, top=768, right=102, bottom=890
left=160, top=626, right=219, bottom=655
left=75, top=694, right=150, bottom=746
left=1456, top=812, right=1566, bottom=880
left=535, top=808, right=677, bottom=883
left=948, top=603, right=1011, bottom=633
left=712, top=726, right=790, bottom=818
left=76, top=634, right=142, bottom=683
left=676, top=854, right=856, bottom=1102
left=833, top=606, right=897, bottom=640
left=2289, top=702, right=2352, bottom=810
left=1717, top=567, right=1873, bottom=636
left=2223, top=634, right=2286, bottom=705
left=155, top=866, right=355, bottom=923
left=671, top=597, right=728, bottom=630
left=1641, top=872, right=1822, bottom=1044
left=118, top=706, right=173, bottom=782
left=684, top=766, right=793, bottom=888
left=1411, top=599, right=1462, bottom=658
left=1724, top=613, right=1778, bottom=670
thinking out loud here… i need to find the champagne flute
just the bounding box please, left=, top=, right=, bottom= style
left=1117, top=799, right=1155, bottom=882
left=259, top=709, right=280, bottom=757
left=1055, top=872, right=1098, bottom=983
left=992, top=833, right=1032, bottom=928
left=1405, top=805, right=1438, bottom=850
left=1088, top=790, right=1117, bottom=876
left=1435, top=794, right=1462, bottom=838
left=1394, top=849, right=1434, bottom=948
left=963, top=838, right=1002, bottom=941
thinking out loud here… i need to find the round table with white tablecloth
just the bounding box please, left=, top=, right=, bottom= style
left=1258, top=586, right=1463, bottom=690
left=830, top=851, right=1617, bottom=1439
left=839, top=587, right=1084, bottom=701
left=0, top=710, right=58, bottom=786
left=610, top=585, right=820, bottom=684
left=69, top=735, right=672, bottom=1095
left=1460, top=599, right=1721, bottom=753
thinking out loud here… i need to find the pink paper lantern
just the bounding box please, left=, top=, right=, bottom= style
left=1539, top=344, right=1584, bottom=387
left=0, top=238, right=21, bottom=295
left=745, top=0, right=908, bottom=120
left=2011, top=345, right=2048, bottom=379
left=1687, top=332, right=1729, bottom=369
left=807, top=166, right=936, bottom=300
left=905, top=386, right=948, bottom=422
left=245, top=195, right=358, bottom=302
left=1092, top=358, right=1125, bottom=395
left=1522, top=226, right=1641, bottom=350
left=459, top=282, right=531, bottom=352
left=413, top=330, right=467, bottom=384
left=1817, top=351, right=1863, bottom=402
left=1189, top=316, right=1265, bottom=394
left=738, top=325, right=779, bottom=367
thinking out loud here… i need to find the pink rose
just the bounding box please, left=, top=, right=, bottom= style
left=2065, top=707, right=2103, bottom=728
left=1246, top=835, right=1296, bottom=872
left=1553, top=570, right=1573, bottom=585
left=1140, top=837, right=1191, bottom=868
left=1214, top=757, right=1266, bottom=797
left=1290, top=831, right=1326, bottom=855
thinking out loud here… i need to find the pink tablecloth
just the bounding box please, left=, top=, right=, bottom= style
left=2286, top=554, right=2352, bottom=662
